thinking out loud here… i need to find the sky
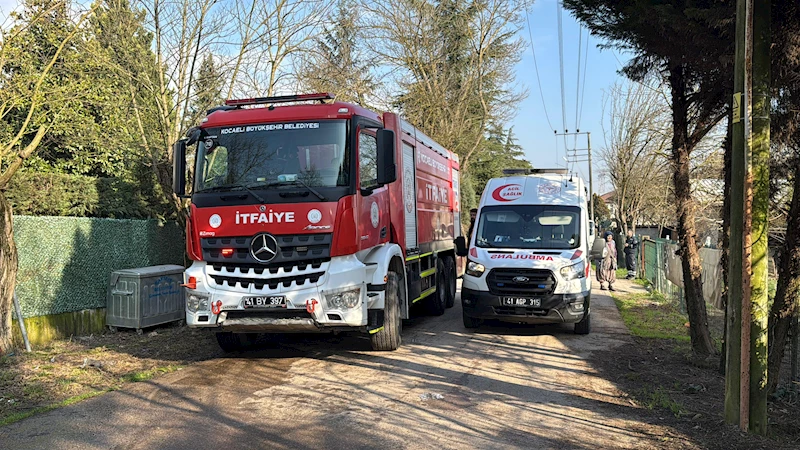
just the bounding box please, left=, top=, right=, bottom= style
left=0, top=0, right=629, bottom=193
left=512, top=0, right=630, bottom=195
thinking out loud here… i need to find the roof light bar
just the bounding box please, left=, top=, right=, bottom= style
left=225, top=93, right=335, bottom=107
left=502, top=168, right=569, bottom=175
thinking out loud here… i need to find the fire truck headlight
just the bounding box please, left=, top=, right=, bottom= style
left=187, top=294, right=209, bottom=312
left=325, top=287, right=362, bottom=310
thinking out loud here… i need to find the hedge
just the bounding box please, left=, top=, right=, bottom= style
left=13, top=216, right=185, bottom=318
left=6, top=171, right=172, bottom=219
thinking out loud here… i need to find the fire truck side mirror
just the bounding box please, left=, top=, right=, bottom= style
left=454, top=236, right=468, bottom=257
left=173, top=140, right=187, bottom=197
left=376, top=129, right=397, bottom=185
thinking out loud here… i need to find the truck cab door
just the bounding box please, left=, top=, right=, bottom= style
left=357, top=129, right=389, bottom=251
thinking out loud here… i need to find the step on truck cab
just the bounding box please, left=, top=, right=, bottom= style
left=172, top=93, right=463, bottom=351
left=456, top=169, right=594, bottom=334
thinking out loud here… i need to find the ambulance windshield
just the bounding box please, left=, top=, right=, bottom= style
left=195, top=120, right=348, bottom=192
left=475, top=205, right=581, bottom=250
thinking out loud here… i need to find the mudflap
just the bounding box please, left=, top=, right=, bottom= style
left=367, top=309, right=385, bottom=334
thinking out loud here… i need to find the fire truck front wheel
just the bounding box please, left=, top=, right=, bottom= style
left=370, top=271, right=403, bottom=351
left=215, top=332, right=257, bottom=352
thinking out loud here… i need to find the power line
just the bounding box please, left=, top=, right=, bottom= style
left=524, top=8, right=555, bottom=132
left=556, top=1, right=567, bottom=136
left=574, top=25, right=582, bottom=133
left=577, top=30, right=590, bottom=131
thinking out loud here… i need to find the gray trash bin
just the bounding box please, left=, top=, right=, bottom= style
left=106, top=265, right=186, bottom=333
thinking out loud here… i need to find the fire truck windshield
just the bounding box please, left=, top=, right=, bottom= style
left=195, top=120, right=348, bottom=192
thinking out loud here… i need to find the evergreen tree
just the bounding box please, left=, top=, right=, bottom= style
left=298, top=0, right=376, bottom=105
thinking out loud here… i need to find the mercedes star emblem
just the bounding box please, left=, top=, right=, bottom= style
left=250, top=233, right=279, bottom=263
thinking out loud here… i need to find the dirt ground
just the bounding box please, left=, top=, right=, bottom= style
left=0, top=324, right=221, bottom=425
left=0, top=283, right=798, bottom=449
left=603, top=280, right=800, bottom=450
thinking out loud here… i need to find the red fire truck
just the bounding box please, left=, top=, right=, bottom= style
left=173, top=93, right=465, bottom=351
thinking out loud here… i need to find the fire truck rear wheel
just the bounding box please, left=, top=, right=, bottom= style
left=427, top=258, right=447, bottom=316
left=370, top=271, right=402, bottom=351
left=444, top=257, right=456, bottom=308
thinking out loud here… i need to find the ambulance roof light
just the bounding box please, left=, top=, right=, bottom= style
left=502, top=168, right=569, bottom=176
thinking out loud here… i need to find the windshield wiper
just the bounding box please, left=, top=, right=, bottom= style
left=198, top=183, right=266, bottom=203
left=266, top=179, right=327, bottom=202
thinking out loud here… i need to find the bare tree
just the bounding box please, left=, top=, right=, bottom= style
left=365, top=0, right=526, bottom=169
left=600, top=79, right=671, bottom=234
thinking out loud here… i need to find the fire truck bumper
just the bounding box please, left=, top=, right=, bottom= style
left=183, top=255, right=380, bottom=332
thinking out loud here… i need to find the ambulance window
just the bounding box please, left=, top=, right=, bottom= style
left=359, top=132, right=378, bottom=189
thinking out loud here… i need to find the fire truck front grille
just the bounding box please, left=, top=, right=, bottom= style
left=209, top=271, right=325, bottom=290
left=205, top=259, right=330, bottom=293
left=486, top=269, right=556, bottom=296
left=202, top=233, right=332, bottom=266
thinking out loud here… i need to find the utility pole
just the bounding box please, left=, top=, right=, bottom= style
left=725, top=0, right=769, bottom=435
left=556, top=131, right=594, bottom=223
left=724, top=0, right=748, bottom=430
left=748, top=0, right=770, bottom=436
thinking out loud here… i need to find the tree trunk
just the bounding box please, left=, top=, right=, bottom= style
left=0, top=191, right=18, bottom=354
left=767, top=157, right=800, bottom=394
left=669, top=64, right=716, bottom=356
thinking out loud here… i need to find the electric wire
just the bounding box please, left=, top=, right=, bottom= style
left=524, top=8, right=555, bottom=132
left=556, top=0, right=568, bottom=158
left=574, top=25, right=582, bottom=136
left=577, top=30, right=590, bottom=132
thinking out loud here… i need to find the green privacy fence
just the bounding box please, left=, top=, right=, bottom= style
left=641, top=237, right=686, bottom=310
left=13, top=216, right=185, bottom=318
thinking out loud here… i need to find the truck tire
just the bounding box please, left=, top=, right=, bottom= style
left=370, top=272, right=402, bottom=351
left=427, top=258, right=447, bottom=316
left=463, top=309, right=482, bottom=329
left=444, top=257, right=456, bottom=308
left=574, top=312, right=591, bottom=335
left=215, top=332, right=256, bottom=352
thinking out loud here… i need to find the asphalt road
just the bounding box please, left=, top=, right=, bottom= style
left=0, top=286, right=692, bottom=450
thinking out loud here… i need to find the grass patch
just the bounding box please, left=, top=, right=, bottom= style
left=638, top=386, right=683, bottom=417
left=612, top=291, right=691, bottom=342
left=634, top=278, right=650, bottom=288
left=122, top=365, right=182, bottom=383
left=0, top=390, right=108, bottom=427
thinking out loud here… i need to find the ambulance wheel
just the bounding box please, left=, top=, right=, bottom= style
left=215, top=332, right=256, bottom=352
left=444, top=257, right=456, bottom=309
left=371, top=272, right=402, bottom=351
left=574, top=312, right=591, bottom=335
left=463, top=310, right=482, bottom=329
left=427, top=259, right=447, bottom=316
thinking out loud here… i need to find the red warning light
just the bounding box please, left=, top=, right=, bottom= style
left=221, top=248, right=234, bottom=257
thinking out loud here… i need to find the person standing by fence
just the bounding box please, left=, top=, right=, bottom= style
left=597, top=231, right=618, bottom=291
left=624, top=229, right=639, bottom=279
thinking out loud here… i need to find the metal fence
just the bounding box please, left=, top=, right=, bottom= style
left=641, top=237, right=686, bottom=310
left=640, top=237, right=725, bottom=311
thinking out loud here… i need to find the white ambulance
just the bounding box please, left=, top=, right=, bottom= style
left=455, top=169, right=594, bottom=333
